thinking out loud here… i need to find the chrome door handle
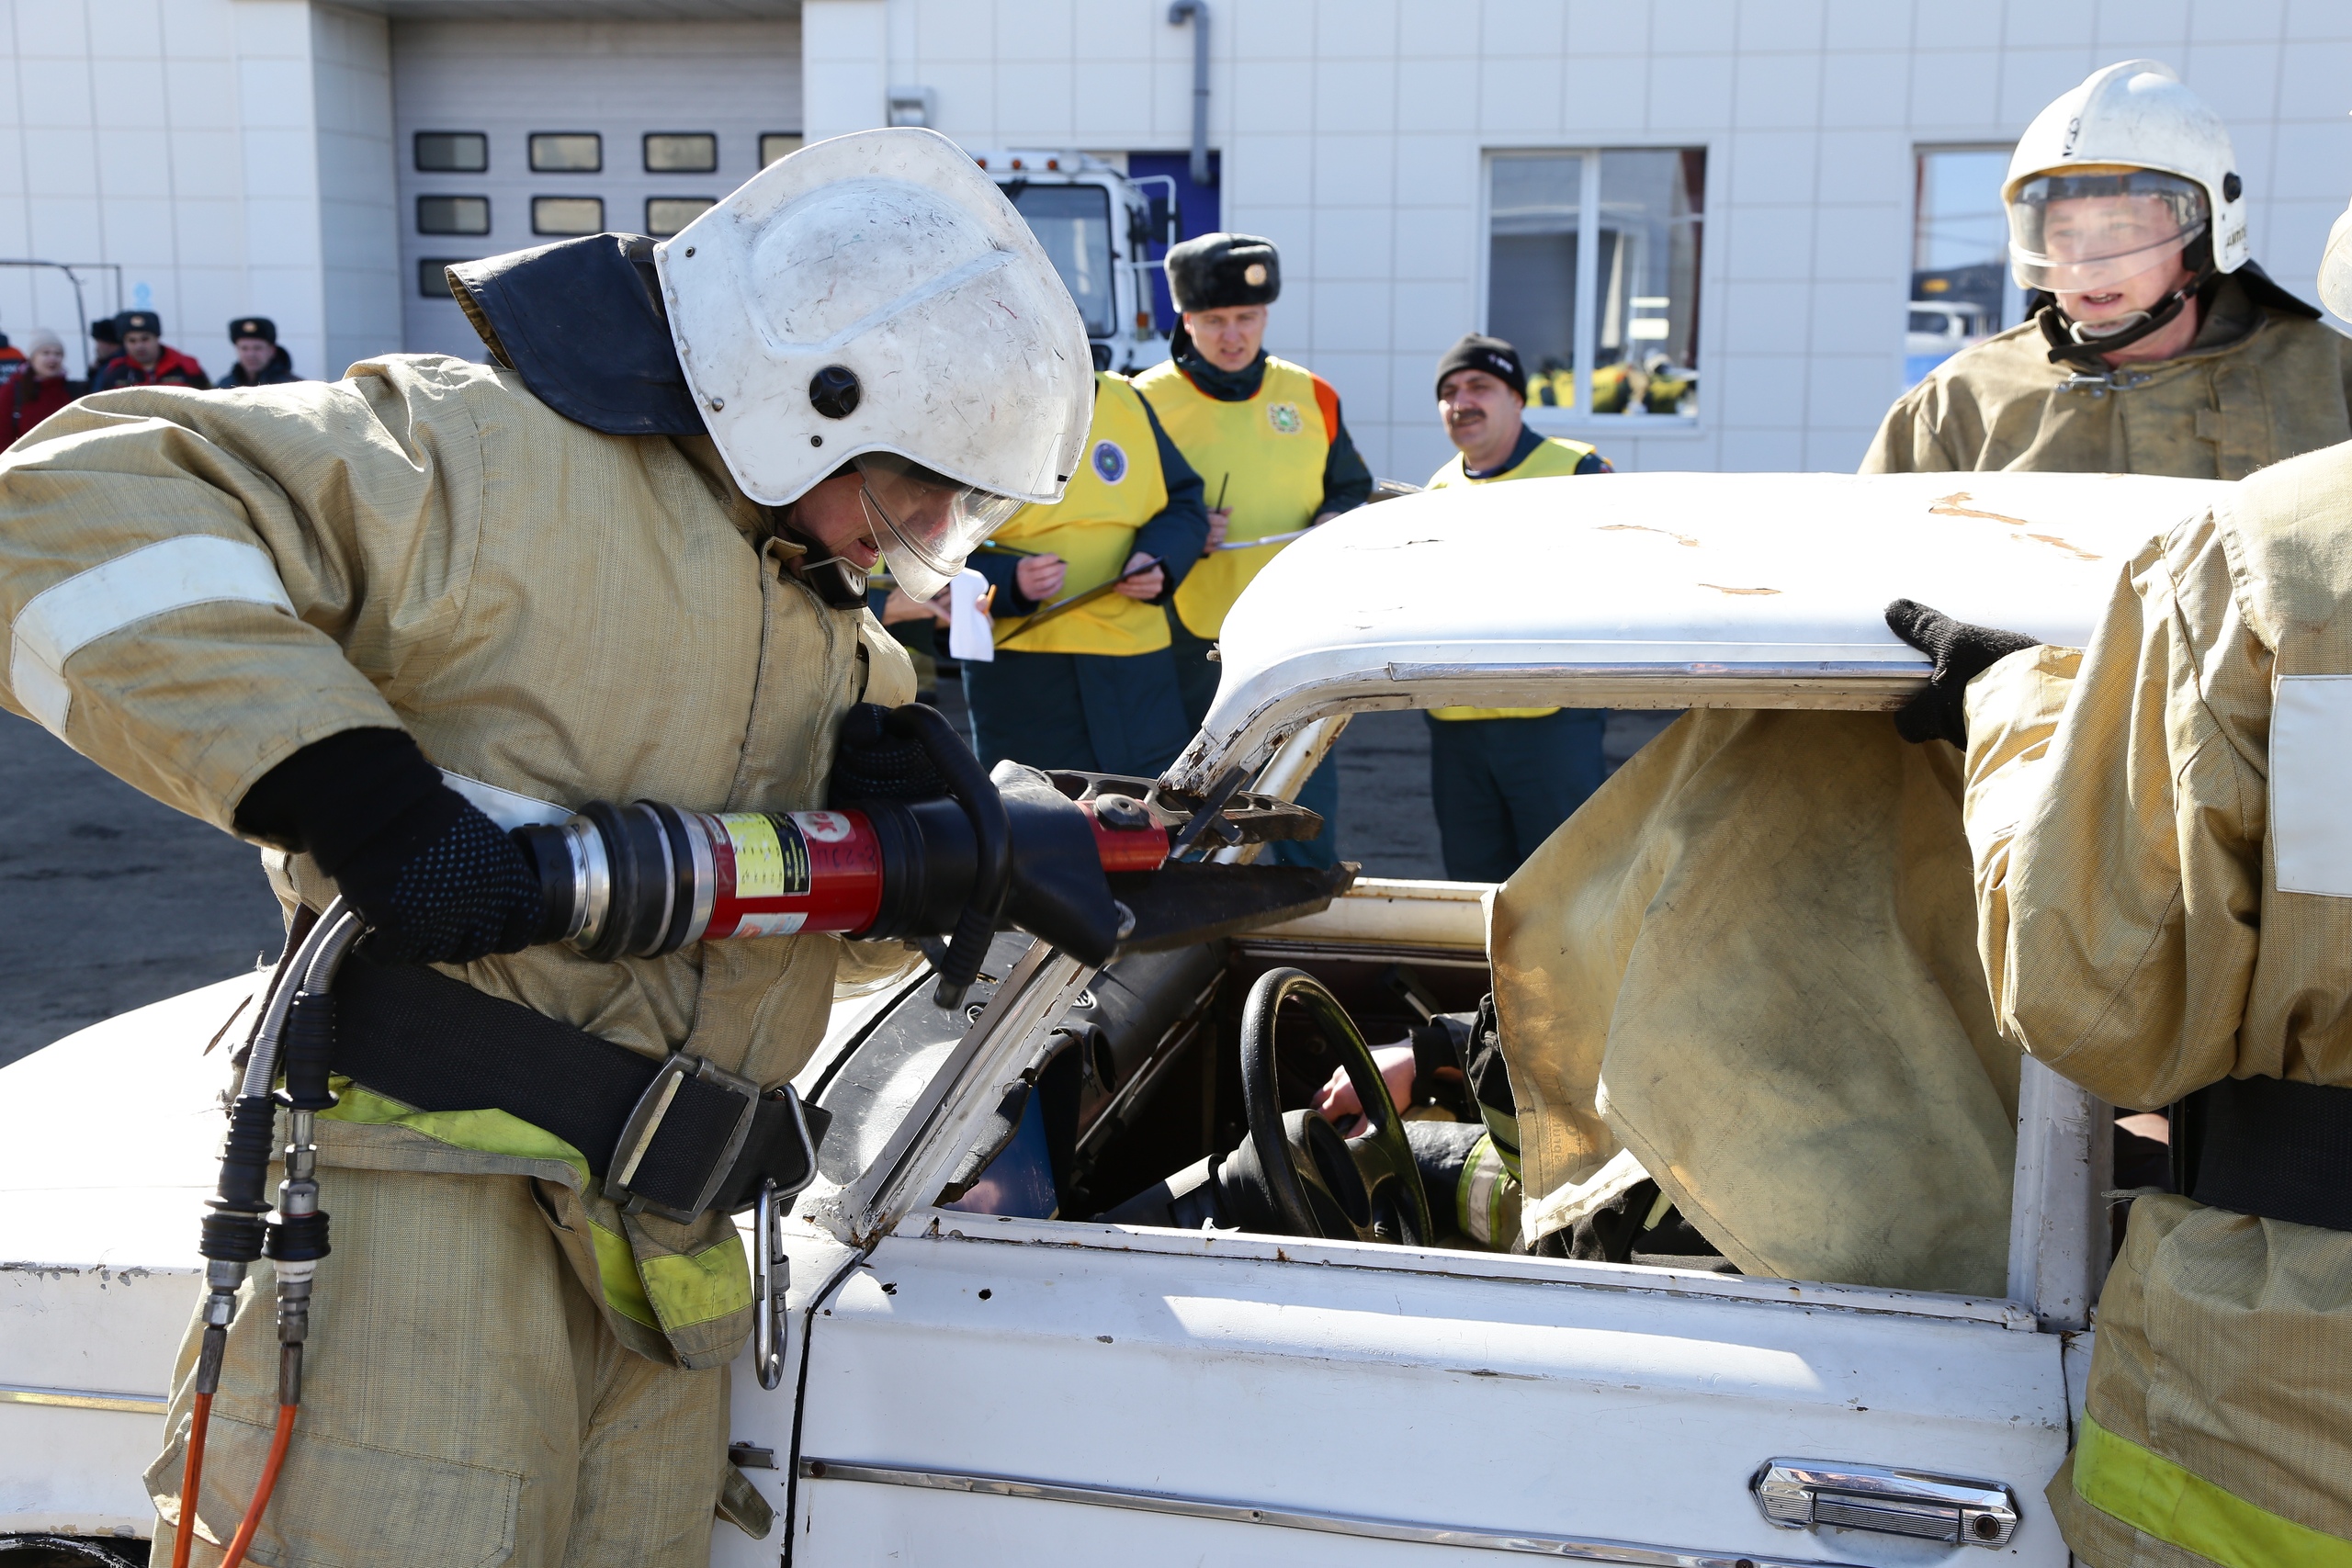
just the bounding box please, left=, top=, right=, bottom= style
left=1752, top=1460, right=2019, bottom=1547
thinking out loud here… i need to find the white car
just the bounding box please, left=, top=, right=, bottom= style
left=1, top=469, right=2222, bottom=1568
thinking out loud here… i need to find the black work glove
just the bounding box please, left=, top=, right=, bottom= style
left=235, top=728, right=546, bottom=964
left=1884, top=598, right=2040, bottom=749
left=829, top=702, right=951, bottom=805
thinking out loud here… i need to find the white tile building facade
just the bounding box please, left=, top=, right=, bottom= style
left=0, top=0, right=2346, bottom=477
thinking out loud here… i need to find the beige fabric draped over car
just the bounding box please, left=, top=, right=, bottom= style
left=1962, top=444, right=2352, bottom=1562
left=0, top=358, right=916, bottom=1369
left=1488, top=708, right=2019, bottom=1297
left=1861, top=276, right=2352, bottom=480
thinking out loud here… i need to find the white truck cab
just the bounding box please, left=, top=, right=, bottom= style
left=2, top=469, right=2223, bottom=1567
left=974, top=149, right=1177, bottom=376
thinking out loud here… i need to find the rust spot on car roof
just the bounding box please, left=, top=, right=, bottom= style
left=1597, top=523, right=1701, bottom=547
left=1698, top=582, right=1781, bottom=596
left=2022, top=532, right=2102, bottom=562
left=1929, top=491, right=2034, bottom=528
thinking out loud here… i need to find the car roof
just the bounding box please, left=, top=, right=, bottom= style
left=1167, top=469, right=2225, bottom=792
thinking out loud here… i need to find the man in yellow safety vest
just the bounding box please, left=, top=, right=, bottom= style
left=1134, top=232, right=1372, bottom=867
left=961, top=369, right=1208, bottom=776
left=1423, top=333, right=1612, bottom=882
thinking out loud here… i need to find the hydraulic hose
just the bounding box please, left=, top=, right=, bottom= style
left=175, top=901, right=359, bottom=1568
left=214, top=1403, right=296, bottom=1568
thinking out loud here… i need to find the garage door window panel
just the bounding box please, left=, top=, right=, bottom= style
left=417, top=196, right=490, bottom=237
left=647, top=198, right=715, bottom=238
left=529, top=133, right=602, bottom=174
left=533, top=197, right=604, bottom=237
left=761, top=132, right=803, bottom=167
left=418, top=259, right=468, bottom=299
left=645, top=133, right=718, bottom=174
left=414, top=131, right=487, bottom=174
left=1487, top=148, right=1704, bottom=423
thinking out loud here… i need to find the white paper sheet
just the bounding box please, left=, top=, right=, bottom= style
left=947, top=569, right=994, bottom=663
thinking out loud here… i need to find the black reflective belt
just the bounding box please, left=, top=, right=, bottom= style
left=330, top=952, right=827, bottom=1224
left=2177, top=1075, right=2352, bottom=1233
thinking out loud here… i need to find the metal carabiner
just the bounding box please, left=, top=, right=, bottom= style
left=753, top=1178, right=790, bottom=1391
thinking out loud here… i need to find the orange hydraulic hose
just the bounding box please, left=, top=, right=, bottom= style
left=215, top=1403, right=297, bottom=1568
left=170, top=1391, right=213, bottom=1568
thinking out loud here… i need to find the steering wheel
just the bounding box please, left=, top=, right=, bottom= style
left=1237, top=967, right=1433, bottom=1247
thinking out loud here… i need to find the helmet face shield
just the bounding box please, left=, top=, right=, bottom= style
left=2007, top=168, right=2209, bottom=293
left=854, top=452, right=1025, bottom=599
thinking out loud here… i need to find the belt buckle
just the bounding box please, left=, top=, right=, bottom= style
left=607, top=1052, right=762, bottom=1223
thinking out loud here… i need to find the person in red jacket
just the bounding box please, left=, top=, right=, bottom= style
left=93, top=310, right=210, bottom=390
left=8, top=330, right=74, bottom=441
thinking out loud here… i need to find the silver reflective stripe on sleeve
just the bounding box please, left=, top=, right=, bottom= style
left=2271, top=674, right=2352, bottom=897
left=7, top=536, right=296, bottom=736
left=439, top=769, right=570, bottom=830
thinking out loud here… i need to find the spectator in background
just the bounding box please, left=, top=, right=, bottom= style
left=1421, top=333, right=1615, bottom=883
left=219, top=316, right=299, bottom=387
left=9, top=330, right=74, bottom=442
left=87, top=317, right=123, bottom=383
left=0, top=333, right=25, bottom=394
left=95, top=310, right=209, bottom=391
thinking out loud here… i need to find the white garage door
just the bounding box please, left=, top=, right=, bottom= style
left=390, top=17, right=802, bottom=359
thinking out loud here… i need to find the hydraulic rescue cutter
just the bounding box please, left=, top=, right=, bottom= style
left=169, top=702, right=1347, bottom=1568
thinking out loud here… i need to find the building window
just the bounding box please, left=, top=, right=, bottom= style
left=414, top=132, right=487, bottom=174
left=760, top=133, right=803, bottom=167
left=646, top=133, right=718, bottom=175
left=419, top=258, right=467, bottom=299
left=529, top=133, right=602, bottom=174
left=1909, top=147, right=2017, bottom=386
left=1486, top=148, right=1704, bottom=422
left=646, top=197, right=715, bottom=238
left=416, top=196, right=490, bottom=236
left=532, top=196, right=604, bottom=236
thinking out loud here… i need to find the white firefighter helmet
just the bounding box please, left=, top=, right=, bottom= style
left=2003, top=61, right=2247, bottom=296
left=656, top=127, right=1092, bottom=594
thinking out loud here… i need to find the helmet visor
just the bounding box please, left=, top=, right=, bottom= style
left=2007, top=168, right=2209, bottom=293
left=854, top=452, right=1026, bottom=600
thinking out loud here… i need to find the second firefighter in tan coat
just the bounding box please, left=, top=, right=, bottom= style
left=1942, top=449, right=2352, bottom=1562
left=1866, top=60, right=2352, bottom=479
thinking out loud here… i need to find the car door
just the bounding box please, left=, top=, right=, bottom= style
left=790, top=1214, right=2069, bottom=1567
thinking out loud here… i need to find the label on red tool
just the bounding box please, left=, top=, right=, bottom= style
left=706, top=809, right=884, bottom=941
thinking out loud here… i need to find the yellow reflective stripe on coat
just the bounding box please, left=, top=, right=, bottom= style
left=1136, top=355, right=1329, bottom=640
left=989, top=372, right=1171, bottom=656
left=2075, top=1414, right=2352, bottom=1568
left=322, top=1080, right=739, bottom=1334
left=1425, top=435, right=1600, bottom=718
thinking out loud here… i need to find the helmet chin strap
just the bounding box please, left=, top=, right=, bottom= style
left=775, top=513, right=873, bottom=609
left=2045, top=276, right=2204, bottom=367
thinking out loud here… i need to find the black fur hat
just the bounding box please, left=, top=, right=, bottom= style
left=1165, top=231, right=1281, bottom=313
left=117, top=310, right=162, bottom=337
left=230, top=316, right=277, bottom=344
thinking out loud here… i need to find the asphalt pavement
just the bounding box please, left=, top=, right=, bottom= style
left=1, top=711, right=284, bottom=1068
left=0, top=701, right=1675, bottom=1070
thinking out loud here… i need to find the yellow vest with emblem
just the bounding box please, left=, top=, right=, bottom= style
left=1135, top=355, right=1329, bottom=639
left=1424, top=434, right=1604, bottom=719
left=989, top=372, right=1171, bottom=657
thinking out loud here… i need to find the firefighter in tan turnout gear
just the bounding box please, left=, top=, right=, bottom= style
left=0, top=129, right=1090, bottom=1566
left=1865, top=60, right=2352, bottom=479
left=1873, top=196, right=2352, bottom=1566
